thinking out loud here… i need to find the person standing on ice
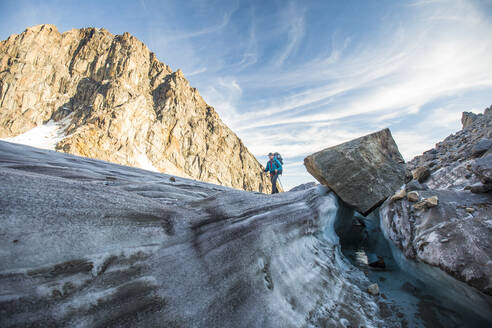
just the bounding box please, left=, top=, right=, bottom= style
left=264, top=152, right=282, bottom=194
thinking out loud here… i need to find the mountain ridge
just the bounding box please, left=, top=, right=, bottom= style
left=0, top=24, right=272, bottom=192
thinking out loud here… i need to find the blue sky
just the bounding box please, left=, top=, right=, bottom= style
left=1, top=0, right=492, bottom=189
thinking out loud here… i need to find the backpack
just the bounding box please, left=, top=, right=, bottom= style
left=273, top=152, right=283, bottom=174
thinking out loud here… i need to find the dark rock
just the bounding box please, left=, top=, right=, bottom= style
left=369, top=256, right=386, bottom=269
left=465, top=183, right=492, bottom=194
left=304, top=128, right=405, bottom=215
left=354, top=217, right=366, bottom=227
left=405, top=180, right=429, bottom=192
left=169, top=176, right=176, bottom=182
left=404, top=169, right=413, bottom=183
left=471, top=138, right=492, bottom=157
left=471, top=154, right=492, bottom=184
left=423, top=149, right=437, bottom=161
left=412, top=166, right=430, bottom=183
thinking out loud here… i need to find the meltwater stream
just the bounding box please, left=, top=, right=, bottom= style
left=329, top=197, right=492, bottom=328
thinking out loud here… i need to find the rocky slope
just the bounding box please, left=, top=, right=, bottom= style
left=0, top=24, right=272, bottom=192
left=380, top=105, right=492, bottom=295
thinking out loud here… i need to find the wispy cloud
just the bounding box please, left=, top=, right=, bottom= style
left=166, top=9, right=236, bottom=41
left=187, top=67, right=207, bottom=76
left=275, top=2, right=305, bottom=66
left=235, top=7, right=258, bottom=70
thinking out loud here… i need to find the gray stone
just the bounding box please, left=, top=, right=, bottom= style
left=404, top=168, right=413, bottom=183
left=391, top=188, right=406, bottom=201
left=426, top=195, right=439, bottom=207
left=471, top=154, right=492, bottom=184
left=381, top=189, right=492, bottom=295
left=407, top=191, right=420, bottom=202
left=367, top=283, right=380, bottom=296
left=413, top=196, right=438, bottom=210
left=465, top=182, right=492, bottom=194
left=471, top=138, right=492, bottom=157
left=405, top=180, right=429, bottom=192
left=412, top=166, right=430, bottom=183
left=304, top=128, right=405, bottom=216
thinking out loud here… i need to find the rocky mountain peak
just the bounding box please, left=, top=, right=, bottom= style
left=461, top=104, right=491, bottom=129
left=0, top=25, right=272, bottom=192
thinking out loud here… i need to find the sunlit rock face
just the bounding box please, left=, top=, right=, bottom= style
left=304, top=128, right=406, bottom=216
left=0, top=24, right=271, bottom=192
left=0, top=140, right=382, bottom=328
left=380, top=106, right=492, bottom=295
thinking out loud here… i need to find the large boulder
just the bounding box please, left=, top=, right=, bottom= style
left=471, top=138, right=492, bottom=157
left=472, top=153, right=492, bottom=184
left=304, top=128, right=405, bottom=215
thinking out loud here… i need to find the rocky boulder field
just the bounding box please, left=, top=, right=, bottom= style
left=380, top=106, right=492, bottom=295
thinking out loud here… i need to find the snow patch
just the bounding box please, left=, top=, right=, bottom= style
left=2, top=116, right=72, bottom=150
left=136, top=152, right=159, bottom=172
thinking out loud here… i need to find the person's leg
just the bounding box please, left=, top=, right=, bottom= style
left=271, top=173, right=278, bottom=194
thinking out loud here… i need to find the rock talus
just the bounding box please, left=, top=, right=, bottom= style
left=0, top=24, right=271, bottom=192
left=381, top=105, right=492, bottom=295
left=304, top=128, right=406, bottom=215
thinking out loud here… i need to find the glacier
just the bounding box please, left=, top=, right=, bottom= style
left=0, top=140, right=490, bottom=327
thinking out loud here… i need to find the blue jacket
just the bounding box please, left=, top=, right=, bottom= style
left=265, top=158, right=282, bottom=174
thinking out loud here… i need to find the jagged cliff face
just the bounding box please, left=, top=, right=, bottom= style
left=0, top=24, right=271, bottom=192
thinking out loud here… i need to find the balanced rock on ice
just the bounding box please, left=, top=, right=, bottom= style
left=304, top=128, right=406, bottom=215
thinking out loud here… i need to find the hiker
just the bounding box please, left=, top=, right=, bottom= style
left=264, top=152, right=282, bottom=194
